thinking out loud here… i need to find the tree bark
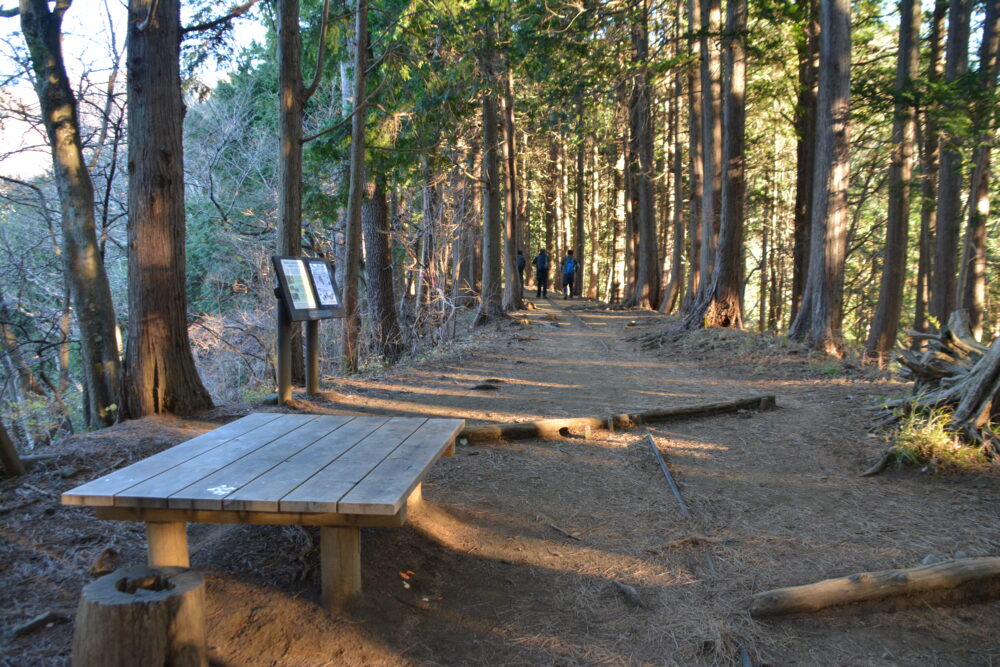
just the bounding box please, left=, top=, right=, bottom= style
left=500, top=67, right=524, bottom=311
left=574, top=93, right=586, bottom=299
left=627, top=5, right=660, bottom=309
left=72, top=566, right=206, bottom=667
left=751, top=558, right=1000, bottom=617
left=661, top=54, right=685, bottom=314
left=914, top=0, right=948, bottom=337
left=685, top=0, right=704, bottom=310
left=0, top=419, right=25, bottom=477
left=341, top=0, right=368, bottom=373
left=864, top=0, right=921, bottom=360
left=19, top=0, right=121, bottom=427
left=681, top=0, right=746, bottom=329
left=791, top=0, right=819, bottom=321
left=698, top=0, right=724, bottom=294
left=475, top=17, right=504, bottom=325
left=544, top=136, right=557, bottom=256
left=930, top=0, right=971, bottom=325
left=276, top=0, right=306, bottom=385
left=123, top=0, right=213, bottom=417
left=787, top=0, right=851, bottom=354
left=362, top=180, right=402, bottom=362
left=957, top=0, right=1000, bottom=338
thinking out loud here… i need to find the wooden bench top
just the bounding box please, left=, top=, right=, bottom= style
left=62, top=413, right=464, bottom=517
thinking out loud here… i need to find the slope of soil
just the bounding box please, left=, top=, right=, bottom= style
left=2, top=298, right=999, bottom=666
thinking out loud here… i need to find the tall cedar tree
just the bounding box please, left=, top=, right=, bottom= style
left=627, top=1, right=660, bottom=309
left=957, top=0, right=1000, bottom=337
left=914, top=0, right=948, bottom=335
left=864, top=0, right=921, bottom=360
left=788, top=0, right=851, bottom=353
left=683, top=0, right=747, bottom=328
left=475, top=10, right=504, bottom=325
left=122, top=0, right=213, bottom=417
left=930, top=0, right=971, bottom=324
left=341, top=0, right=367, bottom=372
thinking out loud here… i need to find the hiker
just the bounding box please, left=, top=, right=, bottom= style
left=561, top=250, right=577, bottom=299
left=516, top=249, right=526, bottom=287
left=532, top=247, right=550, bottom=298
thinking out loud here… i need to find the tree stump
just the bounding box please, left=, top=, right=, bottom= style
left=72, top=566, right=207, bottom=667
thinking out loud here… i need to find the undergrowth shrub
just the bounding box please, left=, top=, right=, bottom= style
left=892, top=408, right=991, bottom=474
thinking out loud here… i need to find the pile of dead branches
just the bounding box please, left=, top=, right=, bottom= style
left=878, top=310, right=1000, bottom=453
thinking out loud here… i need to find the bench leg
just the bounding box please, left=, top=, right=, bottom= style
left=320, top=526, right=361, bottom=612
left=146, top=521, right=190, bottom=567
left=407, top=482, right=424, bottom=511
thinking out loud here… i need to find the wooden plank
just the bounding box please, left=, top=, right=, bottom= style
left=222, top=417, right=389, bottom=512
left=95, top=506, right=407, bottom=527
left=167, top=416, right=354, bottom=510
left=113, top=414, right=318, bottom=509
left=337, top=419, right=464, bottom=515
left=279, top=417, right=428, bottom=514
left=61, top=413, right=282, bottom=507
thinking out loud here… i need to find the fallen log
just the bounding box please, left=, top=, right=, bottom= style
left=460, top=395, right=776, bottom=442
left=749, top=557, right=1000, bottom=617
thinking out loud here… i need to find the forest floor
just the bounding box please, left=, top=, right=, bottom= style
left=3, top=298, right=1000, bottom=666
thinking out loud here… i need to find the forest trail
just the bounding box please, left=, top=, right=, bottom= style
left=315, top=297, right=758, bottom=426
left=5, top=300, right=1000, bottom=665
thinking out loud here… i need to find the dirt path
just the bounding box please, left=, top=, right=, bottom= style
left=4, top=299, right=1000, bottom=665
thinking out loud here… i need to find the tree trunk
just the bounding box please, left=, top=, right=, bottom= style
left=123, top=0, right=213, bottom=417
left=698, top=0, right=724, bottom=295
left=340, top=0, right=368, bottom=373
left=864, top=0, right=921, bottom=361
left=573, top=93, right=586, bottom=299
left=930, top=0, right=971, bottom=325
left=914, top=0, right=948, bottom=337
left=277, top=0, right=306, bottom=385
left=588, top=142, right=600, bottom=299
left=627, top=6, right=660, bottom=309
left=957, top=0, right=1000, bottom=338
left=0, top=419, right=25, bottom=477
left=611, top=135, right=626, bottom=303
left=661, top=67, right=685, bottom=313
left=19, top=0, right=121, bottom=427
left=682, top=0, right=746, bottom=329
left=685, top=0, right=704, bottom=310
left=791, top=0, right=819, bottom=321
left=475, top=21, right=504, bottom=325
left=544, top=136, right=557, bottom=255
left=500, top=67, right=524, bottom=311
left=788, top=0, right=851, bottom=354
left=362, top=180, right=402, bottom=362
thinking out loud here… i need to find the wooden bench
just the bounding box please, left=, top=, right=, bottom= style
left=61, top=413, right=464, bottom=611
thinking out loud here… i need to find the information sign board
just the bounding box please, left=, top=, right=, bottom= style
left=271, top=256, right=344, bottom=321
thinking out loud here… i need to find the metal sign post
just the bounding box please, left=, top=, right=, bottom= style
left=271, top=256, right=344, bottom=402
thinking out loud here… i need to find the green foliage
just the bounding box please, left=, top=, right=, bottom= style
left=892, top=408, right=991, bottom=474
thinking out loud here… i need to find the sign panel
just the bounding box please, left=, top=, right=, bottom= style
left=271, top=256, right=344, bottom=321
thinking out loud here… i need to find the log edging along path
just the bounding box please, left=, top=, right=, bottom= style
left=459, top=395, right=777, bottom=442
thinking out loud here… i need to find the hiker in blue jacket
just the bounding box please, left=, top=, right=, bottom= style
left=561, top=250, right=577, bottom=300
left=532, top=248, right=550, bottom=298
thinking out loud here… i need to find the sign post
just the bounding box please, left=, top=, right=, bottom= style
left=271, top=257, right=344, bottom=402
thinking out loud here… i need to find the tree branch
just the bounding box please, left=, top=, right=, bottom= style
left=182, top=0, right=259, bottom=35
left=303, top=0, right=332, bottom=101
left=302, top=74, right=389, bottom=144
